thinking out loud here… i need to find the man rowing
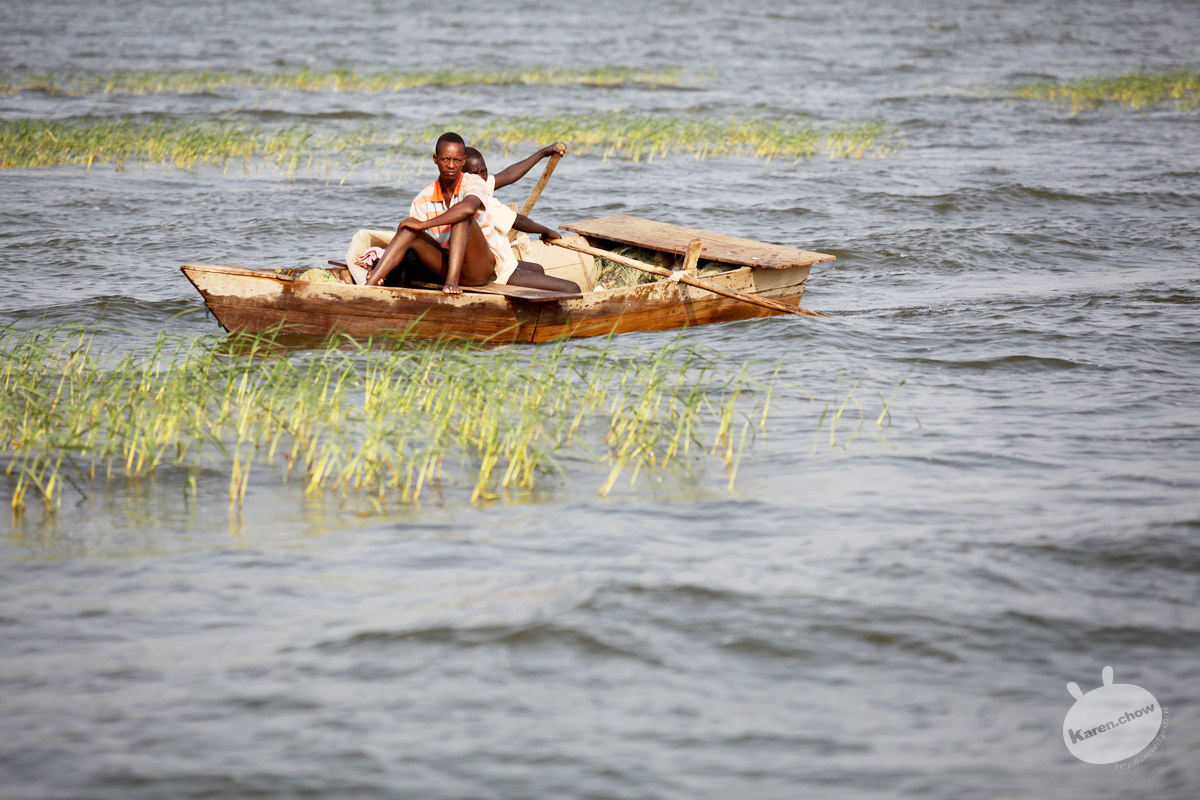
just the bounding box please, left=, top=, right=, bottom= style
left=461, top=144, right=580, bottom=293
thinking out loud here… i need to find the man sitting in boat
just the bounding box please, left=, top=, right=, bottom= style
left=365, top=132, right=494, bottom=293
left=365, top=133, right=578, bottom=295
left=461, top=144, right=581, bottom=293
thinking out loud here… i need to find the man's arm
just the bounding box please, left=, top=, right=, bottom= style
left=492, top=142, right=566, bottom=190
left=398, top=196, right=483, bottom=232
left=512, top=214, right=562, bottom=242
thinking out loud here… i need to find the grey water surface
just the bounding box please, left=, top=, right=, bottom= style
left=1, top=1, right=1198, bottom=798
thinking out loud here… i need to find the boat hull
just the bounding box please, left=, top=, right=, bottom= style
left=180, top=261, right=811, bottom=343
left=181, top=260, right=811, bottom=343
left=182, top=221, right=831, bottom=343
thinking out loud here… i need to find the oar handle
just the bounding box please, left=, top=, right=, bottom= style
left=519, top=152, right=562, bottom=217
left=551, top=237, right=825, bottom=318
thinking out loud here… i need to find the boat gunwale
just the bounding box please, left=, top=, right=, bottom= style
left=179, top=262, right=798, bottom=311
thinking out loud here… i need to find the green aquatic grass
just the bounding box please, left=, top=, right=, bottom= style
left=0, top=327, right=778, bottom=515
left=812, top=372, right=913, bottom=455
left=0, top=65, right=683, bottom=96
left=0, top=119, right=390, bottom=172
left=455, top=113, right=894, bottom=162
left=1, top=113, right=895, bottom=172
left=1013, top=69, right=1200, bottom=113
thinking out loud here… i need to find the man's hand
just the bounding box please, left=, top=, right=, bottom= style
left=396, top=217, right=425, bottom=232
left=540, top=229, right=562, bottom=243
left=494, top=144, right=568, bottom=190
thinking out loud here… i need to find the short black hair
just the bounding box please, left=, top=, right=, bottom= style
left=435, top=131, right=465, bottom=154
left=463, top=146, right=483, bottom=160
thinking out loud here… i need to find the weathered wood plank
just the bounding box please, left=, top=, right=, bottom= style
left=531, top=286, right=811, bottom=342
left=531, top=264, right=811, bottom=341
left=562, top=215, right=835, bottom=270
left=181, top=264, right=539, bottom=343
left=551, top=237, right=824, bottom=317
left=407, top=280, right=581, bottom=302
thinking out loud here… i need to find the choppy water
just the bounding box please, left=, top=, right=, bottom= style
left=2, top=1, right=1199, bottom=797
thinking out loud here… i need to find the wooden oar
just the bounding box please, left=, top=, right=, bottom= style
left=551, top=237, right=826, bottom=318
left=519, top=152, right=562, bottom=217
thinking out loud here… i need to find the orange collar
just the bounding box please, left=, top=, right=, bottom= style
left=431, top=174, right=463, bottom=205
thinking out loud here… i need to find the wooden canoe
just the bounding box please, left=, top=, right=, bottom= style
left=180, top=216, right=835, bottom=343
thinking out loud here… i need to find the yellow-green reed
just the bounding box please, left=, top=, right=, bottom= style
left=1, top=327, right=776, bottom=515
left=0, top=119, right=386, bottom=171
left=0, top=65, right=682, bottom=96
left=1013, top=69, right=1200, bottom=113
left=454, top=113, right=894, bottom=162
left=1, top=112, right=895, bottom=171
left=811, top=372, right=912, bottom=454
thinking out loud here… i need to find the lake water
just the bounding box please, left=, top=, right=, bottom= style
left=1, top=1, right=1198, bottom=797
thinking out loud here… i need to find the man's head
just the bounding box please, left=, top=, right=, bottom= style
left=433, top=132, right=466, bottom=182
left=462, top=146, right=488, bottom=180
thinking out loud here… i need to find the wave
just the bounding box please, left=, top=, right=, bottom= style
left=315, top=621, right=668, bottom=668
left=916, top=354, right=1081, bottom=371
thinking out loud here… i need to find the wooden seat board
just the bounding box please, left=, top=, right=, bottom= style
left=326, top=261, right=579, bottom=301
left=407, top=280, right=581, bottom=302
left=563, top=215, right=835, bottom=270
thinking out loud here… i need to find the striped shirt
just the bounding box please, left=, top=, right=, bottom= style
left=409, top=173, right=518, bottom=282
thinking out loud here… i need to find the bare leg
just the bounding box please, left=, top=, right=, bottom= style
left=368, top=226, right=420, bottom=285
left=442, top=216, right=496, bottom=294
left=368, top=228, right=446, bottom=286
left=507, top=264, right=581, bottom=294
left=516, top=260, right=544, bottom=275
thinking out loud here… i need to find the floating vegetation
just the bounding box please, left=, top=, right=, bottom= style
left=1013, top=69, right=1200, bottom=113
left=1, top=327, right=777, bottom=516
left=0, top=119, right=381, bottom=171
left=456, top=113, right=894, bottom=162
left=0, top=65, right=683, bottom=96
left=1, top=113, right=895, bottom=172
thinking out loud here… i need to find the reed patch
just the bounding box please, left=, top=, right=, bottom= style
left=0, top=65, right=684, bottom=96
left=1, top=327, right=777, bottom=516
left=1013, top=70, right=1200, bottom=113
left=0, top=119, right=372, bottom=171
left=453, top=113, right=893, bottom=162
left=0, top=114, right=895, bottom=172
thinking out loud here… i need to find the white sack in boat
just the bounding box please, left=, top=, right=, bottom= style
left=345, top=228, right=395, bottom=285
